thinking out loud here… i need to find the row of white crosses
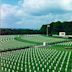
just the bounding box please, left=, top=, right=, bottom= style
left=1, top=48, right=72, bottom=72
left=0, top=35, right=36, bottom=51
left=0, top=36, right=14, bottom=51
left=0, top=35, right=18, bottom=44
left=0, top=36, right=14, bottom=43
left=65, top=52, right=71, bottom=72
left=56, top=42, right=72, bottom=46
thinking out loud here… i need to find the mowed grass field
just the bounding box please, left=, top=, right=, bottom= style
left=0, top=35, right=72, bottom=72
left=0, top=35, right=35, bottom=51
left=0, top=35, right=69, bottom=51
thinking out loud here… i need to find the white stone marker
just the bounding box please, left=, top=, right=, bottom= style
left=43, top=42, right=46, bottom=46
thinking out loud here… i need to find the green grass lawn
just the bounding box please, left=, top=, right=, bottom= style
left=48, top=45, right=72, bottom=51
left=0, top=35, right=72, bottom=72
left=20, top=35, right=68, bottom=44
left=0, top=35, right=36, bottom=51
left=0, top=35, right=69, bottom=51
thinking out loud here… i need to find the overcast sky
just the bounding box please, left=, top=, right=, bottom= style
left=0, top=0, right=72, bottom=29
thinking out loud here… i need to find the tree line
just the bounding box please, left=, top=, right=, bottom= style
left=40, top=21, right=72, bottom=35
left=0, top=28, right=40, bottom=35
left=0, top=21, right=72, bottom=35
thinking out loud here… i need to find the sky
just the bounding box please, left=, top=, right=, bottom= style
left=0, top=0, right=72, bottom=29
